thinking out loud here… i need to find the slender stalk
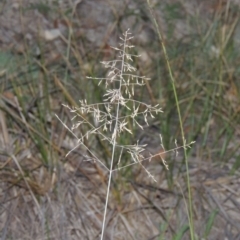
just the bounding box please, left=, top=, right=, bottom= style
left=100, top=31, right=127, bottom=240
left=145, top=1, right=195, bottom=239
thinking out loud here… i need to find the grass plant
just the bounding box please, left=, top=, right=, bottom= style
left=57, top=29, right=194, bottom=239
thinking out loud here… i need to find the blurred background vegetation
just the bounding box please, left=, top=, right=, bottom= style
left=0, top=0, right=240, bottom=239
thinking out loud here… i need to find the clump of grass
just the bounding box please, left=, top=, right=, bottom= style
left=56, top=29, right=194, bottom=239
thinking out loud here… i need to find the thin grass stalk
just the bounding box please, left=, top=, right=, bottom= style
left=64, top=19, right=73, bottom=83
left=100, top=29, right=127, bottom=240
left=145, top=1, right=195, bottom=239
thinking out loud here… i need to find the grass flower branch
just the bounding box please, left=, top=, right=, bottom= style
left=57, top=29, right=194, bottom=239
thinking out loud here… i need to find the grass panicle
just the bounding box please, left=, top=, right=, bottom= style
left=57, top=29, right=194, bottom=239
